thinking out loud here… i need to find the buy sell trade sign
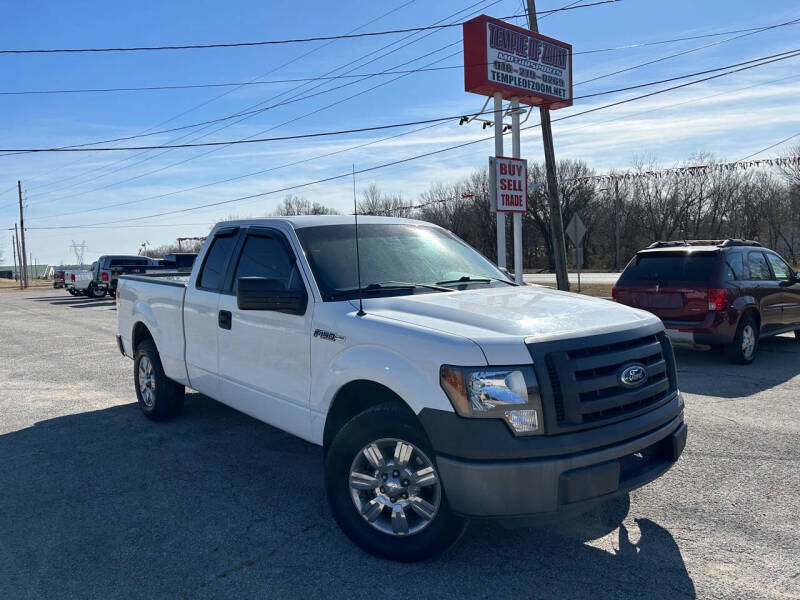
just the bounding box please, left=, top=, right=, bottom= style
left=463, top=14, right=572, bottom=109
left=490, top=156, right=528, bottom=212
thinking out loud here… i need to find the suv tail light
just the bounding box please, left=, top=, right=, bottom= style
left=102, top=272, right=109, bottom=282
left=708, top=288, right=728, bottom=311
left=611, top=285, right=618, bottom=301
left=70, top=274, right=75, bottom=282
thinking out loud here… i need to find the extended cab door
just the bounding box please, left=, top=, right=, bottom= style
left=217, top=227, right=313, bottom=441
left=184, top=227, right=239, bottom=399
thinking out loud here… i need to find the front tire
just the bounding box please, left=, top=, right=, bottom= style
left=133, top=339, right=184, bottom=420
left=725, top=314, right=758, bottom=364
left=324, top=404, right=466, bottom=561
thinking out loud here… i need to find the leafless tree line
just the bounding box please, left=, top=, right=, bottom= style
left=341, top=149, right=800, bottom=270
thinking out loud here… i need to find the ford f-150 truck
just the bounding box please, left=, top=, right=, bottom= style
left=116, top=216, right=686, bottom=561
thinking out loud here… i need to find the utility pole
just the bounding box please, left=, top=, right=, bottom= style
left=614, top=179, right=621, bottom=271
left=14, top=224, right=23, bottom=290
left=18, top=180, right=28, bottom=288
left=526, top=0, right=569, bottom=290
left=11, top=232, right=19, bottom=286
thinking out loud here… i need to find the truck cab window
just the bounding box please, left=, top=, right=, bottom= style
left=198, top=234, right=237, bottom=290
left=232, top=234, right=302, bottom=291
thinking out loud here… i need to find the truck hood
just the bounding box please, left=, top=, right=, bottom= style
left=361, top=285, right=659, bottom=348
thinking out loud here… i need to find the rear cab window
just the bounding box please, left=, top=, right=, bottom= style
left=619, top=251, right=718, bottom=282
left=198, top=231, right=239, bottom=291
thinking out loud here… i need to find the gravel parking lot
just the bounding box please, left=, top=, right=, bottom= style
left=1, top=289, right=798, bottom=599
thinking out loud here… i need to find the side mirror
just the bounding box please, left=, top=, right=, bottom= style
left=236, top=277, right=307, bottom=314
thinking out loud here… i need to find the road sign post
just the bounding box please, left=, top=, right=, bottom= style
left=565, top=214, right=587, bottom=293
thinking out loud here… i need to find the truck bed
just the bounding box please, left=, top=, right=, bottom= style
left=120, top=273, right=190, bottom=287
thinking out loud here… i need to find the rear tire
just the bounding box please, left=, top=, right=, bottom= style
left=324, top=404, right=466, bottom=562
left=133, top=339, right=184, bottom=421
left=725, top=314, right=758, bottom=364
left=67, top=288, right=77, bottom=296
left=85, top=283, right=100, bottom=299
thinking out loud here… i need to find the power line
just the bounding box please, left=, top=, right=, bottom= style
left=0, top=1, right=618, bottom=55
left=24, top=44, right=800, bottom=223
left=739, top=132, right=800, bottom=161
left=6, top=48, right=799, bottom=155
left=12, top=0, right=420, bottom=197
left=27, top=51, right=800, bottom=230
left=19, top=0, right=497, bottom=204
left=3, top=19, right=794, bottom=98
left=32, top=68, right=800, bottom=223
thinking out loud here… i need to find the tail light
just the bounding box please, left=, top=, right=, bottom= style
left=708, top=288, right=728, bottom=311
left=611, top=285, right=618, bottom=301
left=102, top=272, right=109, bottom=282
left=70, top=274, right=75, bottom=282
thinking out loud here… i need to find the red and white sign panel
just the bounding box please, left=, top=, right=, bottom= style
left=463, top=15, right=572, bottom=109
left=491, top=156, right=528, bottom=212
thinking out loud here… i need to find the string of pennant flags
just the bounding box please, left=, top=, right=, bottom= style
left=570, top=155, right=800, bottom=184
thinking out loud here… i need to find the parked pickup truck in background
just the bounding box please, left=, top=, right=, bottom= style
left=116, top=216, right=687, bottom=561
left=91, top=255, right=158, bottom=298
left=64, top=268, right=94, bottom=296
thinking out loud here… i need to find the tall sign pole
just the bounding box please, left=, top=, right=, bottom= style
left=18, top=180, right=28, bottom=289
left=526, top=0, right=570, bottom=291
left=511, top=96, right=524, bottom=283
left=493, top=92, right=506, bottom=270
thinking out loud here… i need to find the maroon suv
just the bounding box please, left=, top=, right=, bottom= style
left=612, top=240, right=800, bottom=363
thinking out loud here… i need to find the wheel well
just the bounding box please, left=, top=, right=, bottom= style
left=741, top=307, right=761, bottom=331
left=131, top=322, right=154, bottom=353
left=323, top=380, right=417, bottom=455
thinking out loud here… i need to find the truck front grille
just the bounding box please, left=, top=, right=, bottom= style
left=527, top=325, right=677, bottom=434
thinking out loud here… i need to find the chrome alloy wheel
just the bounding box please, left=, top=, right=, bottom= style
left=138, top=357, right=156, bottom=408
left=349, top=438, right=441, bottom=536
left=741, top=324, right=756, bottom=359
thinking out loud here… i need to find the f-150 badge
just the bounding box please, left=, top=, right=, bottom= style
left=313, top=329, right=344, bottom=342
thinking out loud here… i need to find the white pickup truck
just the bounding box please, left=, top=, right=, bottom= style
left=116, top=216, right=686, bottom=561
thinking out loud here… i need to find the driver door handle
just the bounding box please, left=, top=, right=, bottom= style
left=218, top=310, right=232, bottom=330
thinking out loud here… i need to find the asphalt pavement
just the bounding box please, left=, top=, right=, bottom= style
left=1, top=289, right=798, bottom=599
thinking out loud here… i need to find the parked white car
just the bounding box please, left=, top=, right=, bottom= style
left=116, top=216, right=686, bottom=561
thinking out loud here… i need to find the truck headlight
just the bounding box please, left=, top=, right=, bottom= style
left=440, top=365, right=543, bottom=435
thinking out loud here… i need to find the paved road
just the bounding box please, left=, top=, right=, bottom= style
left=524, top=272, right=620, bottom=285
left=1, top=289, right=798, bottom=599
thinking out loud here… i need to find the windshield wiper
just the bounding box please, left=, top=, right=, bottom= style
left=436, top=274, right=514, bottom=286
left=330, top=282, right=452, bottom=299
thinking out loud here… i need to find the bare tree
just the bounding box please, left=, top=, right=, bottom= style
left=273, top=194, right=339, bottom=216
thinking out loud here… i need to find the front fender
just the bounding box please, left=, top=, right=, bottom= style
left=309, top=340, right=485, bottom=445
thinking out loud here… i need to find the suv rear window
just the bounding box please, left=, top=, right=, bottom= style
left=109, top=258, right=151, bottom=267
left=620, top=251, right=718, bottom=282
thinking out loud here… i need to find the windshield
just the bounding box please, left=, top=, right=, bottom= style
left=296, top=223, right=511, bottom=300
left=620, top=251, right=718, bottom=282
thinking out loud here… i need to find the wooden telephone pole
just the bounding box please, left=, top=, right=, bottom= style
left=526, top=0, right=570, bottom=291
left=14, top=225, right=23, bottom=290
left=18, top=180, right=28, bottom=288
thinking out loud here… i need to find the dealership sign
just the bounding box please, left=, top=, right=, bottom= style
left=490, top=156, right=528, bottom=212
left=463, top=15, right=572, bottom=109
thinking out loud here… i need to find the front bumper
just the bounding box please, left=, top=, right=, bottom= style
left=422, top=399, right=686, bottom=518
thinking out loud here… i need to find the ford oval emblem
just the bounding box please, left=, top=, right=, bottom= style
left=619, top=363, right=647, bottom=388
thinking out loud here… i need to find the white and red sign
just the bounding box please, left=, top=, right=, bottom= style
left=491, top=156, right=527, bottom=212
left=463, top=15, right=572, bottom=109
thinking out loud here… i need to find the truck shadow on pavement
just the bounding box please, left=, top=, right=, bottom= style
left=0, top=394, right=695, bottom=600
left=674, top=335, right=800, bottom=398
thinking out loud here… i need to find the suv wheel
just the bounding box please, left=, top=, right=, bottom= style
left=324, top=404, right=466, bottom=561
left=133, top=339, right=185, bottom=420
left=725, top=314, right=758, bottom=364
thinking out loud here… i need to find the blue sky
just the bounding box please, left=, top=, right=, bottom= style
left=1, top=0, right=799, bottom=265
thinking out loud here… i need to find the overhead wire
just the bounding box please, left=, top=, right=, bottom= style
left=24, top=46, right=800, bottom=230
left=0, top=1, right=617, bottom=55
